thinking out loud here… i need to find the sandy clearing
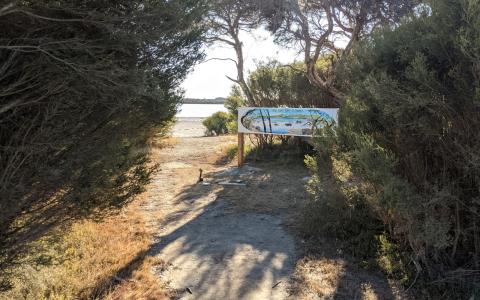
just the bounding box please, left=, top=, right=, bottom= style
left=171, top=118, right=206, bottom=137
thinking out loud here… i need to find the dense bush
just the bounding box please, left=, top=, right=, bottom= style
left=248, top=60, right=328, bottom=108
left=223, top=86, right=244, bottom=133
left=0, top=0, right=205, bottom=286
left=307, top=0, right=480, bottom=296
left=232, top=60, right=329, bottom=148
left=203, top=111, right=231, bottom=136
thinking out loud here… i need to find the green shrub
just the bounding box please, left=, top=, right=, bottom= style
left=202, top=111, right=231, bottom=136
left=226, top=120, right=238, bottom=134
left=202, top=87, right=243, bottom=135
left=303, top=128, right=384, bottom=261
left=224, top=86, right=244, bottom=118
left=222, top=86, right=245, bottom=134
left=306, top=0, right=480, bottom=296
left=248, top=60, right=329, bottom=108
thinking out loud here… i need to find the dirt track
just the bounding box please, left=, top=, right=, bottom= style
left=141, top=121, right=298, bottom=299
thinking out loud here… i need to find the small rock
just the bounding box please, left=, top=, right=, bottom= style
left=186, top=287, right=193, bottom=294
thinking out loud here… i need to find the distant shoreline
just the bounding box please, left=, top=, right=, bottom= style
left=183, top=97, right=225, bottom=104
left=177, top=103, right=228, bottom=118
left=176, top=117, right=206, bottom=121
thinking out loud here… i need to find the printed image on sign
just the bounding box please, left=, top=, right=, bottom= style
left=238, top=107, right=338, bottom=137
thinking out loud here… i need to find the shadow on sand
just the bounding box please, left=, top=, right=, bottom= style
left=86, top=162, right=398, bottom=299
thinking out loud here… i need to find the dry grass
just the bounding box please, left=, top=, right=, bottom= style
left=290, top=254, right=406, bottom=300
left=290, top=257, right=346, bottom=299
left=104, top=256, right=172, bottom=300
left=153, top=136, right=178, bottom=149
left=2, top=201, right=171, bottom=300
left=1, top=135, right=186, bottom=300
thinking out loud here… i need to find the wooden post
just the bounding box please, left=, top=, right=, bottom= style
left=238, top=133, right=244, bottom=167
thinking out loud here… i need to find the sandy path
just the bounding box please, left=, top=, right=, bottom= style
left=141, top=121, right=297, bottom=299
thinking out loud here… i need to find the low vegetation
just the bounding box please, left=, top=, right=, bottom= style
left=203, top=87, right=243, bottom=136
left=202, top=111, right=231, bottom=136
left=3, top=201, right=171, bottom=299
left=306, top=0, right=480, bottom=297
left=0, top=0, right=206, bottom=295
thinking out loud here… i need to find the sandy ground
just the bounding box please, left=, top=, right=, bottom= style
left=140, top=119, right=405, bottom=300
left=172, top=118, right=206, bottom=137
left=141, top=120, right=297, bottom=299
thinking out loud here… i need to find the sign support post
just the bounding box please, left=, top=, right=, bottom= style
left=237, top=133, right=244, bottom=167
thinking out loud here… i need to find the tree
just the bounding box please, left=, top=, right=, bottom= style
left=205, top=0, right=259, bottom=105
left=247, top=60, right=327, bottom=108
left=0, top=0, right=207, bottom=282
left=256, top=0, right=417, bottom=107
left=308, top=0, right=480, bottom=295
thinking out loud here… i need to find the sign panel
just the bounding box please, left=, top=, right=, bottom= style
left=238, top=107, right=338, bottom=137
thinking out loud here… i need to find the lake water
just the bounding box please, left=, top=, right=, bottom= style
left=177, top=104, right=227, bottom=118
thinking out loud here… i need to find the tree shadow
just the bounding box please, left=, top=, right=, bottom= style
left=294, top=238, right=400, bottom=299
left=150, top=201, right=296, bottom=299
left=87, top=160, right=398, bottom=299
left=84, top=170, right=298, bottom=299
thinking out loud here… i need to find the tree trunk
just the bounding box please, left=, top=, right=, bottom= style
left=232, top=32, right=255, bottom=105
left=305, top=60, right=343, bottom=108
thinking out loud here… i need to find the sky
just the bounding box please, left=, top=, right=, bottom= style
left=181, top=28, right=301, bottom=99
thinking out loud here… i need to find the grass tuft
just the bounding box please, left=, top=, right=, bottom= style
left=2, top=201, right=170, bottom=300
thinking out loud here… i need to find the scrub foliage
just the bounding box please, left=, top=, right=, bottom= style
left=306, top=0, right=480, bottom=296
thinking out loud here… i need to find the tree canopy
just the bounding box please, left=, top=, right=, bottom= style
left=255, top=0, right=418, bottom=106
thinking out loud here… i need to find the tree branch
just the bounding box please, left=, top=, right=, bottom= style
left=203, top=57, right=238, bottom=67
left=225, top=75, right=240, bottom=83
